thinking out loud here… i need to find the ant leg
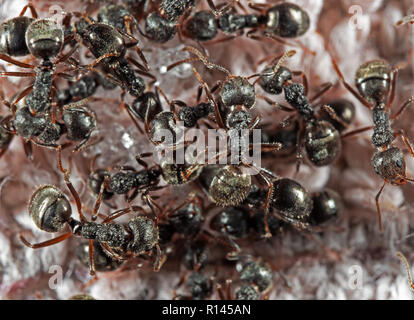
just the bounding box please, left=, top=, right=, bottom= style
left=396, top=252, right=414, bottom=291
left=20, top=232, right=72, bottom=249
left=166, top=57, right=199, bottom=72
left=391, top=96, right=414, bottom=121
left=247, top=2, right=268, bottom=12
left=136, top=152, right=153, bottom=169
left=102, top=206, right=145, bottom=224
left=183, top=46, right=232, bottom=75
left=386, top=67, right=401, bottom=111
left=341, top=126, right=373, bottom=139
left=319, top=104, right=350, bottom=129
left=190, top=67, right=226, bottom=129
left=11, top=85, right=33, bottom=114
left=153, top=243, right=166, bottom=272
left=257, top=170, right=275, bottom=238
left=88, top=240, right=97, bottom=276
left=210, top=80, right=222, bottom=94
left=310, top=82, right=333, bottom=103
left=56, top=144, right=87, bottom=222
left=395, top=130, right=414, bottom=158
left=375, top=181, right=386, bottom=232
left=0, top=54, right=35, bottom=69
left=295, top=122, right=305, bottom=173
left=22, top=140, right=33, bottom=161
left=91, top=176, right=109, bottom=221
left=0, top=71, right=35, bottom=78
left=19, top=1, right=38, bottom=18
left=257, top=94, right=296, bottom=112
left=292, top=71, right=309, bottom=96
left=397, top=15, right=414, bottom=26
left=322, top=36, right=372, bottom=109
left=207, top=0, right=239, bottom=17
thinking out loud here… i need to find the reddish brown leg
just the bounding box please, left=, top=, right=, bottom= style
left=375, top=181, right=387, bottom=232
left=310, top=82, right=333, bottom=103
left=19, top=1, right=38, bottom=18
left=88, top=239, right=97, bottom=276
left=391, top=96, right=414, bottom=121
left=136, top=152, right=153, bottom=168
left=396, top=252, right=414, bottom=292
left=166, top=57, right=199, bottom=72
left=257, top=94, right=295, bottom=112
left=319, top=104, right=350, bottom=129
left=292, top=71, right=309, bottom=96
left=341, top=126, right=373, bottom=139
left=56, top=145, right=86, bottom=222
left=91, top=176, right=109, bottom=221
left=11, top=85, right=33, bottom=114
left=20, top=232, right=72, bottom=249
left=0, top=71, right=35, bottom=78
left=396, top=130, right=414, bottom=158
left=0, top=54, right=35, bottom=69
left=322, top=37, right=372, bottom=109
left=102, top=206, right=146, bottom=224
left=190, top=68, right=226, bottom=129
left=22, top=140, right=32, bottom=161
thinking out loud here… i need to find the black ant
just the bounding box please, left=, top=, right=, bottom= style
left=87, top=152, right=162, bottom=204
left=257, top=50, right=348, bottom=169
left=326, top=44, right=414, bottom=231
left=308, top=188, right=343, bottom=227
left=0, top=2, right=38, bottom=57
left=19, top=182, right=165, bottom=275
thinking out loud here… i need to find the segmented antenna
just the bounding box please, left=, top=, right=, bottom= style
left=396, top=251, right=414, bottom=291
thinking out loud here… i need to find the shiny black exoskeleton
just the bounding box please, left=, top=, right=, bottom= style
left=259, top=52, right=341, bottom=167
left=308, top=188, right=343, bottom=226
left=20, top=185, right=164, bottom=273
left=185, top=271, right=212, bottom=300
left=144, top=12, right=177, bottom=43
left=0, top=3, right=38, bottom=57
left=239, top=260, right=273, bottom=293
left=79, top=23, right=145, bottom=97
left=264, top=2, right=310, bottom=38
left=327, top=49, right=414, bottom=231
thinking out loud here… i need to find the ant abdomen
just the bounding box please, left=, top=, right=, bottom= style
left=145, top=12, right=177, bottom=43
left=308, top=189, right=343, bottom=226
left=209, top=165, right=252, bottom=207
left=129, top=92, right=163, bottom=123
left=29, top=185, right=72, bottom=233
left=304, top=120, right=341, bottom=166
left=355, top=60, right=391, bottom=104
left=25, top=19, right=64, bottom=61
left=372, top=147, right=406, bottom=185
left=265, top=3, right=310, bottom=38
left=271, top=178, right=312, bottom=223
left=0, top=16, right=34, bottom=56
left=259, top=66, right=292, bottom=95
left=184, top=11, right=218, bottom=41
left=220, top=77, right=256, bottom=109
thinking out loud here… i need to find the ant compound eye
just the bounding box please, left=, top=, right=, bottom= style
left=396, top=159, right=403, bottom=168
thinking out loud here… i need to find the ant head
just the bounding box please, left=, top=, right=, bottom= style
left=220, top=77, right=256, bottom=109
left=355, top=60, right=391, bottom=104
left=304, top=120, right=341, bottom=167
left=25, top=19, right=64, bottom=60
left=81, top=23, right=126, bottom=61
left=209, top=165, right=252, bottom=207
left=63, top=107, right=96, bottom=143
left=265, top=2, right=310, bottom=38
left=211, top=207, right=250, bottom=239
left=259, top=65, right=292, bottom=95
left=29, top=185, right=72, bottom=233
left=372, top=147, right=406, bottom=185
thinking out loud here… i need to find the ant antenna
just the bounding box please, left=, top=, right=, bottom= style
left=396, top=251, right=414, bottom=291
left=182, top=46, right=231, bottom=76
